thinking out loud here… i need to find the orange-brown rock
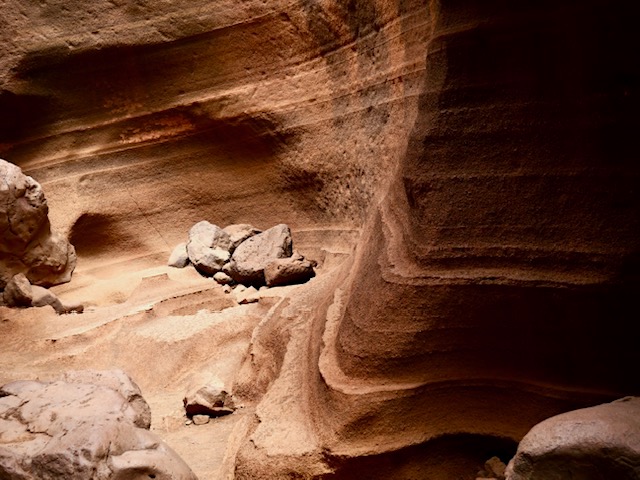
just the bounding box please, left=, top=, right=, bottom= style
left=0, top=159, right=76, bottom=288
left=0, top=0, right=638, bottom=478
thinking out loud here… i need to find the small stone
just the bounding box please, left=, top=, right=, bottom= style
left=168, top=242, right=190, bottom=268
left=213, top=271, right=233, bottom=285
left=192, top=415, right=210, bottom=425
left=484, top=456, right=506, bottom=479
left=185, top=420, right=193, bottom=426
left=236, top=286, right=259, bottom=304
left=222, top=285, right=232, bottom=294
left=183, top=381, right=236, bottom=418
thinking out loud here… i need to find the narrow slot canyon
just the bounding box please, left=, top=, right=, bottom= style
left=0, top=1, right=638, bottom=479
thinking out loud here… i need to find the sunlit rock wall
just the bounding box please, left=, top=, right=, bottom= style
left=234, top=0, right=640, bottom=477
left=2, top=0, right=639, bottom=478
left=0, top=0, right=425, bottom=268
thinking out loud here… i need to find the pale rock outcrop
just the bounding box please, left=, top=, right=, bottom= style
left=0, top=159, right=76, bottom=288
left=0, top=370, right=196, bottom=480
left=168, top=242, right=190, bottom=268
left=186, top=221, right=232, bottom=275
left=506, top=397, right=640, bottom=480
left=60, top=369, right=152, bottom=429
left=223, top=224, right=262, bottom=253
left=227, top=224, right=292, bottom=286
left=264, top=252, right=315, bottom=287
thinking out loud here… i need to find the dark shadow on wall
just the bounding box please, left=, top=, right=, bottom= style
left=323, top=434, right=517, bottom=480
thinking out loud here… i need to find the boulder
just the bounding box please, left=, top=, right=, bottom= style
left=222, top=224, right=262, bottom=253
left=168, top=242, right=190, bottom=268
left=183, top=381, right=236, bottom=418
left=227, top=224, right=293, bottom=286
left=61, top=369, right=152, bottom=429
left=0, top=159, right=76, bottom=288
left=236, top=286, right=260, bottom=304
left=0, top=370, right=196, bottom=480
left=28, top=284, right=84, bottom=315
left=506, top=396, right=640, bottom=480
left=186, top=221, right=232, bottom=275
left=2, top=273, right=32, bottom=307
left=213, top=271, right=233, bottom=285
left=264, top=252, right=315, bottom=287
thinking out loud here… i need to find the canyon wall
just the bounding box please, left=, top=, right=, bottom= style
left=2, top=0, right=639, bottom=478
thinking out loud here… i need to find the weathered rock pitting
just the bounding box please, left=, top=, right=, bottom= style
left=0, top=370, right=196, bottom=480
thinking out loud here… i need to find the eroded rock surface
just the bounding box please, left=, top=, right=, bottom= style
left=0, top=0, right=638, bottom=479
left=506, top=397, right=640, bottom=480
left=0, top=370, right=196, bottom=480
left=0, top=159, right=76, bottom=288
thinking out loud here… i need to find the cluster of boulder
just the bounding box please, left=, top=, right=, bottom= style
left=168, top=221, right=316, bottom=289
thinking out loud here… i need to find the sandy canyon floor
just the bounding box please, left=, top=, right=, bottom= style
left=0, top=234, right=353, bottom=480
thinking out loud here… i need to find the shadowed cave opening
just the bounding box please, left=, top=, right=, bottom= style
left=324, top=435, right=518, bottom=480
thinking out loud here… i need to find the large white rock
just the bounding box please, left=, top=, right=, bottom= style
left=0, top=370, right=197, bottom=480
left=506, top=396, right=640, bottom=480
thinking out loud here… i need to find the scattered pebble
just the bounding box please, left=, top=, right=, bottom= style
left=192, top=415, right=210, bottom=425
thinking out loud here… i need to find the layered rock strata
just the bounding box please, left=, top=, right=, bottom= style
left=0, top=0, right=638, bottom=478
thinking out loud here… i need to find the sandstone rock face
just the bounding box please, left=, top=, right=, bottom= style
left=227, top=224, right=292, bottom=286
left=0, top=0, right=638, bottom=478
left=0, top=159, right=76, bottom=288
left=0, top=370, right=196, bottom=480
left=506, top=397, right=640, bottom=480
